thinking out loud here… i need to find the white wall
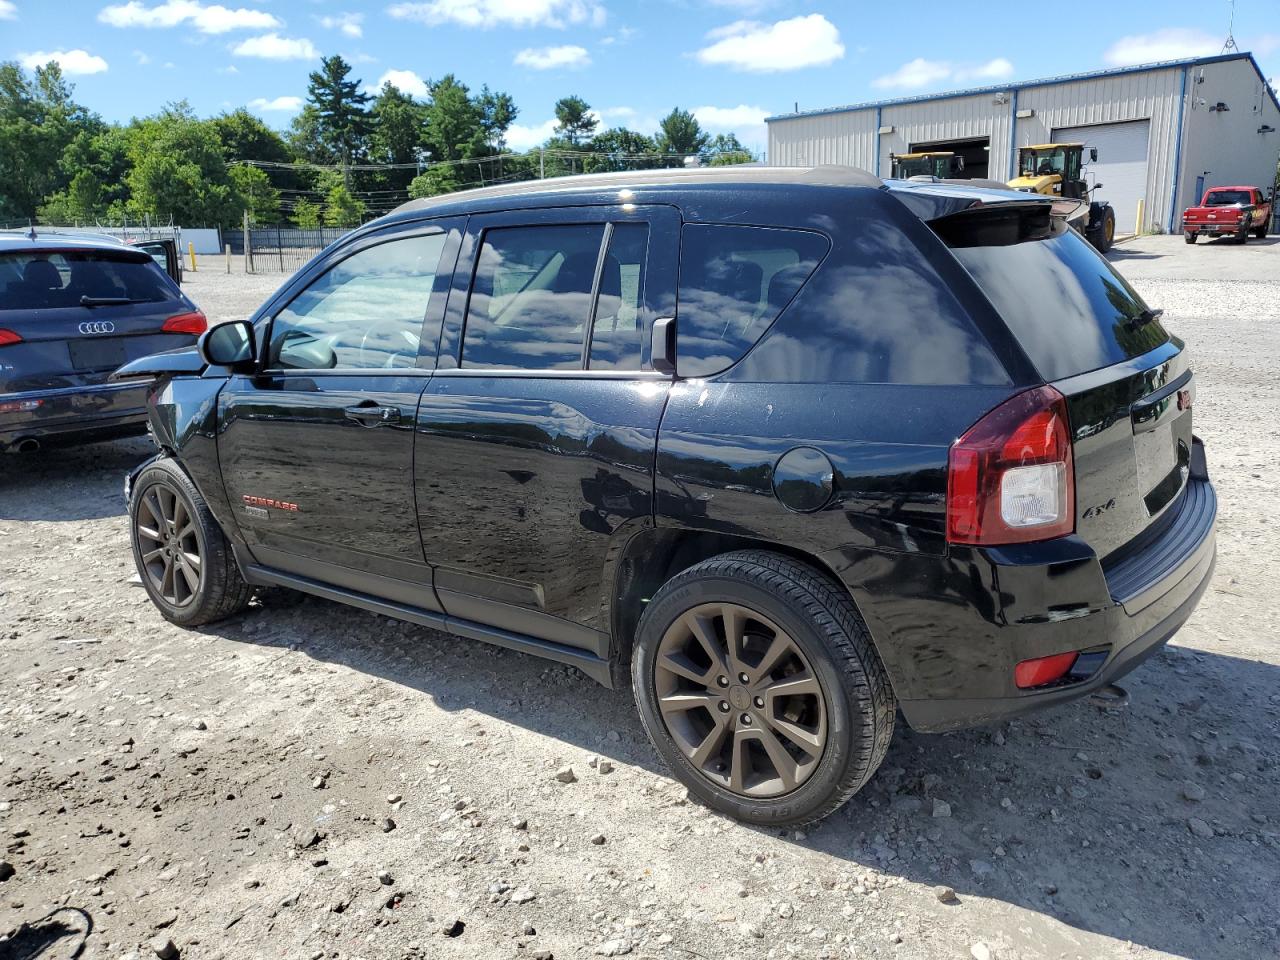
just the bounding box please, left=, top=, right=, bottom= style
left=181, top=227, right=223, bottom=254
left=1177, top=58, right=1280, bottom=230
left=880, top=93, right=1010, bottom=180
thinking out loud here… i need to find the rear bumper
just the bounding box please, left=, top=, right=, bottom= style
left=0, top=380, right=151, bottom=451
left=1184, top=222, right=1242, bottom=234
left=890, top=467, right=1217, bottom=732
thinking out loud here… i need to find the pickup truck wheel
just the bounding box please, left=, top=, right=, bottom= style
left=1184, top=232, right=1197, bottom=244
left=1255, top=227, right=1268, bottom=239
left=129, top=458, right=252, bottom=627
left=633, top=550, right=895, bottom=827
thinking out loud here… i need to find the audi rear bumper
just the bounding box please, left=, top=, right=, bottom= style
left=0, top=380, right=151, bottom=452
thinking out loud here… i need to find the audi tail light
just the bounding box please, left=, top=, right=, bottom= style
left=947, top=385, right=1075, bottom=546
left=0, top=328, right=22, bottom=347
left=162, top=311, right=207, bottom=336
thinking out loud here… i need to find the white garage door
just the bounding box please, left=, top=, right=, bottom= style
left=1053, top=120, right=1150, bottom=236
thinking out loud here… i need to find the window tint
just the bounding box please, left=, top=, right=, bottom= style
left=0, top=252, right=178, bottom=311
left=269, top=233, right=444, bottom=370
left=588, top=223, right=649, bottom=370
left=950, top=220, right=1169, bottom=381
left=463, top=224, right=605, bottom=370
left=677, top=224, right=827, bottom=378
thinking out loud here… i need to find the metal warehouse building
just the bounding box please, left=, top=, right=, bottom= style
left=767, top=52, right=1280, bottom=236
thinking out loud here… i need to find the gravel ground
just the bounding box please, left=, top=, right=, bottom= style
left=1, top=236, right=1277, bottom=960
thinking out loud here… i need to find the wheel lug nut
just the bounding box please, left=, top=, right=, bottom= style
left=754, top=696, right=764, bottom=708
left=738, top=673, right=749, bottom=684
left=740, top=713, right=752, bottom=725
left=716, top=675, right=729, bottom=687
left=718, top=701, right=729, bottom=712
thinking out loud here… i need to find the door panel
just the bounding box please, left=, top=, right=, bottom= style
left=416, top=204, right=678, bottom=647
left=215, top=219, right=462, bottom=608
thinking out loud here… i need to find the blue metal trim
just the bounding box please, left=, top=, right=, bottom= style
left=766, top=52, right=1279, bottom=122
left=1168, top=65, right=1189, bottom=233
left=1008, top=89, right=1018, bottom=180
left=874, top=105, right=882, bottom=176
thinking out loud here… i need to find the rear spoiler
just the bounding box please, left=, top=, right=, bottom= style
left=887, top=180, right=1085, bottom=226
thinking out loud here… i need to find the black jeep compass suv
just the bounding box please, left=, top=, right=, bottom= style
left=115, top=166, right=1216, bottom=826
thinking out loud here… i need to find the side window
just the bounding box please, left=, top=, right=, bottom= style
left=462, top=224, right=605, bottom=370
left=677, top=224, right=828, bottom=378
left=587, top=223, right=649, bottom=370
left=269, top=232, right=445, bottom=370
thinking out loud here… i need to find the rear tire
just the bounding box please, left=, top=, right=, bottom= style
left=1235, top=227, right=1249, bottom=244
left=1254, top=227, right=1268, bottom=239
left=632, top=550, right=895, bottom=827
left=1184, top=232, right=1197, bottom=244
left=129, top=458, right=252, bottom=627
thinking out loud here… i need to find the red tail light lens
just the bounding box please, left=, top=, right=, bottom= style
left=1015, top=651, right=1079, bottom=689
left=947, top=385, right=1075, bottom=545
left=162, top=311, right=207, bottom=336
left=0, top=328, right=22, bottom=347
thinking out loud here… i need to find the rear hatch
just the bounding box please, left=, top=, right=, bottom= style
left=0, top=247, right=201, bottom=394
left=939, top=210, right=1191, bottom=561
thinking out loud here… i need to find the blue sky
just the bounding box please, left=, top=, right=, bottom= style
left=3, top=0, right=1278, bottom=154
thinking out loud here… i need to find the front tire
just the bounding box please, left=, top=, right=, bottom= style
left=1184, top=232, right=1197, bottom=244
left=632, top=550, right=895, bottom=826
left=129, top=458, right=252, bottom=626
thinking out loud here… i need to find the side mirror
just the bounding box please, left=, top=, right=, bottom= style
left=198, top=319, right=255, bottom=368
left=1090, top=148, right=1098, bottom=162
left=651, top=316, right=676, bottom=376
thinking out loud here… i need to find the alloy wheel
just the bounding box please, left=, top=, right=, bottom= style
left=135, top=483, right=203, bottom=607
left=653, top=602, right=828, bottom=798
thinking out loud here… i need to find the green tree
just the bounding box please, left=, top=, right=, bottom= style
left=38, top=169, right=104, bottom=222
left=123, top=102, right=240, bottom=225
left=408, top=164, right=461, bottom=198
left=59, top=127, right=130, bottom=211
left=656, top=108, right=709, bottom=158
left=211, top=108, right=292, bottom=164
left=704, top=132, right=752, bottom=165
left=477, top=86, right=517, bottom=150
left=584, top=127, right=659, bottom=173
left=423, top=74, right=484, bottom=163
left=306, top=55, right=371, bottom=177
left=368, top=82, right=428, bottom=193
left=0, top=61, right=98, bottom=220
left=292, top=197, right=321, bottom=228
left=229, top=163, right=281, bottom=223
left=323, top=181, right=365, bottom=226
left=553, top=95, right=596, bottom=147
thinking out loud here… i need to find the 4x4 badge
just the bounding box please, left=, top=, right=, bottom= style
left=1082, top=498, right=1116, bottom=519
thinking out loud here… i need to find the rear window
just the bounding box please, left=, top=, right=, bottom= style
left=0, top=251, right=178, bottom=311
left=1204, top=190, right=1252, bottom=206
left=676, top=224, right=828, bottom=378
left=950, top=220, right=1169, bottom=381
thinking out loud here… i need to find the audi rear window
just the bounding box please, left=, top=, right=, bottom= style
left=947, top=218, right=1170, bottom=381
left=0, top=251, right=179, bottom=311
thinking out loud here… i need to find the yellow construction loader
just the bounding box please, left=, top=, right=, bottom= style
left=1008, top=143, right=1116, bottom=252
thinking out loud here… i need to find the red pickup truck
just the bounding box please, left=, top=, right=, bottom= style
left=1182, top=185, right=1272, bottom=244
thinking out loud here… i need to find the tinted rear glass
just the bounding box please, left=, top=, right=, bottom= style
left=1204, top=190, right=1252, bottom=205
left=677, top=224, right=827, bottom=378
left=0, top=251, right=178, bottom=311
left=950, top=220, right=1169, bottom=381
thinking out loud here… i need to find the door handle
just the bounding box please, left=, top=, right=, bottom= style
left=343, top=403, right=401, bottom=426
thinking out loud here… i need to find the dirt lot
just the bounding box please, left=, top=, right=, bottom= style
left=1, top=236, right=1277, bottom=960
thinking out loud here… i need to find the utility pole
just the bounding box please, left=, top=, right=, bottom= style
left=539, top=149, right=545, bottom=180
left=243, top=209, right=253, bottom=274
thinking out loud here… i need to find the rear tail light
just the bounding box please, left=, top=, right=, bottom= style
left=162, top=311, right=207, bottom=336
left=947, top=385, right=1075, bottom=545
left=1015, top=651, right=1079, bottom=689
left=0, top=328, right=22, bottom=347
left=0, top=398, right=42, bottom=414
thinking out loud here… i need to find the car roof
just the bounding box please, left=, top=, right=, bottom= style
left=1203, top=185, right=1260, bottom=192
left=0, top=231, right=149, bottom=259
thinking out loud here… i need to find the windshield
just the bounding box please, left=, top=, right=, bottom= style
left=1205, top=190, right=1252, bottom=206
left=0, top=251, right=178, bottom=311
left=949, top=219, right=1170, bottom=381
left=1020, top=148, right=1066, bottom=178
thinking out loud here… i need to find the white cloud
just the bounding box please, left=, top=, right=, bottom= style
left=249, top=95, right=303, bottom=112
left=231, top=33, right=319, bottom=60
left=373, top=69, right=429, bottom=97
left=387, top=0, right=604, bottom=30
left=217, top=63, right=238, bottom=74
left=1102, top=28, right=1219, bottom=66
left=504, top=118, right=559, bottom=151
left=319, top=12, right=363, bottom=38
left=0, top=1, right=16, bottom=21
left=696, top=14, right=844, bottom=72
left=20, top=49, right=109, bottom=75
left=514, top=44, right=590, bottom=70
left=872, top=56, right=1015, bottom=90
left=692, top=104, right=768, bottom=130
left=99, top=0, right=280, bottom=34
left=132, top=49, right=151, bottom=64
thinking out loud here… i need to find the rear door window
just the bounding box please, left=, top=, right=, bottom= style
left=676, top=224, right=827, bottom=378
left=949, top=219, right=1169, bottom=381
left=462, top=224, right=605, bottom=370
left=0, top=251, right=178, bottom=311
